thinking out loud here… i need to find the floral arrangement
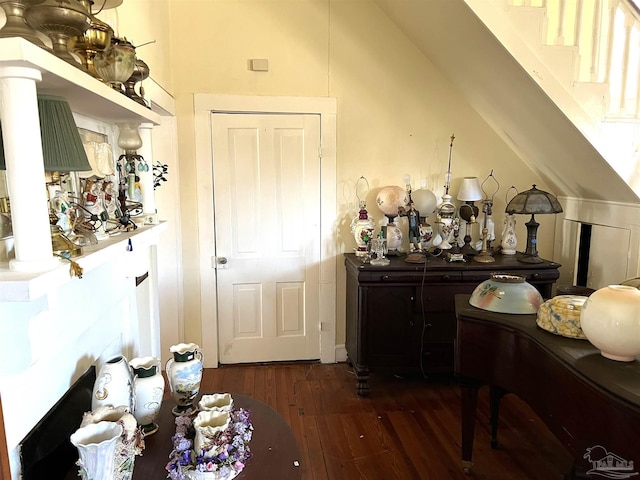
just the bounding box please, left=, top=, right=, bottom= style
left=166, top=408, right=253, bottom=480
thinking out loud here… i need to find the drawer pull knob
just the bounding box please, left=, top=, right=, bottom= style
left=442, top=275, right=450, bottom=280
left=425, top=323, right=432, bottom=329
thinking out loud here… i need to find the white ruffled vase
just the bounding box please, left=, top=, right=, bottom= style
left=70, top=421, right=123, bottom=480
left=193, top=409, right=231, bottom=456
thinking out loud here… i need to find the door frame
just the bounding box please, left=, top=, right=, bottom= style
left=194, top=94, right=337, bottom=367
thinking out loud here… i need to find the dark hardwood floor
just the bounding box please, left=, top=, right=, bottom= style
left=189, top=362, right=574, bottom=480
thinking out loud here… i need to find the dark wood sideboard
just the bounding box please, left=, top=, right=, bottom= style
left=454, top=294, right=640, bottom=478
left=344, top=252, right=560, bottom=396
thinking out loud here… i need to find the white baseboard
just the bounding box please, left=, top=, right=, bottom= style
left=335, top=344, right=347, bottom=363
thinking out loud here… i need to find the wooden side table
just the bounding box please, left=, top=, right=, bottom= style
left=132, top=394, right=302, bottom=479
left=64, top=393, right=302, bottom=479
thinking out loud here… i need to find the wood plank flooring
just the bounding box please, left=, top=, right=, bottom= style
left=193, top=362, right=574, bottom=480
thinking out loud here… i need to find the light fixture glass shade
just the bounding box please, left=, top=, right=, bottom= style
left=505, top=184, right=563, bottom=215
left=505, top=184, right=563, bottom=263
left=0, top=94, right=90, bottom=171
left=412, top=188, right=437, bottom=217
left=116, top=123, right=143, bottom=152
left=457, top=177, right=483, bottom=202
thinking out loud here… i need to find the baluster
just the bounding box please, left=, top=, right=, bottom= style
left=557, top=0, right=567, bottom=44
left=590, top=0, right=603, bottom=81
left=604, top=0, right=620, bottom=86
left=617, top=7, right=633, bottom=112
left=574, top=0, right=584, bottom=47
left=636, top=29, right=640, bottom=116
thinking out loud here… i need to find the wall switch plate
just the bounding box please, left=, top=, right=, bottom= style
left=250, top=58, right=269, bottom=71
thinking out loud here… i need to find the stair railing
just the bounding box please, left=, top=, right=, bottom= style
left=510, top=0, right=640, bottom=119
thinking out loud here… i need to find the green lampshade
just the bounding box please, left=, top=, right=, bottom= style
left=0, top=94, right=91, bottom=172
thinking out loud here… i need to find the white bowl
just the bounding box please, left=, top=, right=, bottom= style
left=469, top=273, right=543, bottom=314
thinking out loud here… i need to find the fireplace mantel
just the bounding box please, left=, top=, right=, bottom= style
left=0, top=37, right=167, bottom=480
left=0, top=222, right=167, bottom=302
left=0, top=37, right=160, bottom=274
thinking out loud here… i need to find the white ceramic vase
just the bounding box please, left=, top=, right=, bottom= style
left=166, top=343, right=203, bottom=415
left=580, top=285, right=640, bottom=361
left=80, top=405, right=144, bottom=480
left=193, top=409, right=231, bottom=456
left=418, top=223, right=434, bottom=250
left=351, top=204, right=375, bottom=257
left=469, top=273, right=543, bottom=314
left=501, top=214, right=517, bottom=255
left=198, top=393, right=233, bottom=413
left=92, top=356, right=133, bottom=412
left=130, top=356, right=165, bottom=435
left=70, top=420, right=123, bottom=480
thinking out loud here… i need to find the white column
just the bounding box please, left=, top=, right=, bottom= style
left=138, top=123, right=156, bottom=216
left=0, top=66, right=59, bottom=272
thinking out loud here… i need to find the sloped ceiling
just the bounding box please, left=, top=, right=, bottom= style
left=373, top=0, right=639, bottom=204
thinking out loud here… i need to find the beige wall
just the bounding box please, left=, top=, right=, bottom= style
left=116, top=0, right=174, bottom=94
left=160, top=0, right=553, bottom=350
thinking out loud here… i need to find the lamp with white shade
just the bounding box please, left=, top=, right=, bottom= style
left=457, top=176, right=483, bottom=255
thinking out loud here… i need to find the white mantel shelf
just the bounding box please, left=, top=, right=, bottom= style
left=0, top=37, right=161, bottom=125
left=0, top=222, right=167, bottom=302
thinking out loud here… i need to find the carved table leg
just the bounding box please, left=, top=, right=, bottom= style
left=460, top=378, right=480, bottom=473
left=489, top=385, right=507, bottom=449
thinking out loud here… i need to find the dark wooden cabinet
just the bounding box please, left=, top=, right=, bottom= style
left=344, top=252, right=560, bottom=396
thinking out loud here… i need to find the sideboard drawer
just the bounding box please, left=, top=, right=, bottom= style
left=363, top=271, right=462, bottom=283
left=461, top=269, right=559, bottom=283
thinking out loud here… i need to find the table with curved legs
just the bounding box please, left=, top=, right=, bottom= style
left=455, top=294, right=640, bottom=478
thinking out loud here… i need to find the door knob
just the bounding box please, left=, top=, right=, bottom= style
left=215, top=257, right=228, bottom=269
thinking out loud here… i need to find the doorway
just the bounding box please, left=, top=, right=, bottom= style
left=212, top=112, right=321, bottom=363
left=194, top=95, right=337, bottom=367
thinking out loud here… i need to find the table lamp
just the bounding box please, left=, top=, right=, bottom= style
left=0, top=95, right=90, bottom=172
left=505, top=184, right=563, bottom=263
left=457, top=176, right=483, bottom=255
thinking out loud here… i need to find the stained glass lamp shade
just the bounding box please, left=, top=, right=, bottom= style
left=505, top=184, right=563, bottom=263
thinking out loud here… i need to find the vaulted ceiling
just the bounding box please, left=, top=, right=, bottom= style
left=374, top=0, right=639, bottom=204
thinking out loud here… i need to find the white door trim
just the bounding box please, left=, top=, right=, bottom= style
left=194, top=94, right=337, bottom=367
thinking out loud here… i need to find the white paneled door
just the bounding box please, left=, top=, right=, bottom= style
left=212, top=113, right=321, bottom=364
